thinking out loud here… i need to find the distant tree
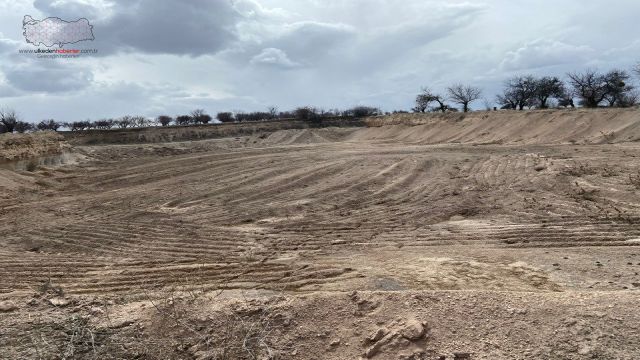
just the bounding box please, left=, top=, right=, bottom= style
left=216, top=112, right=234, bottom=123
left=496, top=89, right=518, bottom=110
left=294, top=107, right=320, bottom=121
left=267, top=106, right=278, bottom=119
left=190, top=109, right=212, bottom=124
left=346, top=106, right=380, bottom=117
left=499, top=76, right=537, bottom=110
left=157, top=115, right=173, bottom=127
left=36, top=119, right=61, bottom=131
left=117, top=116, right=134, bottom=129
left=618, top=90, right=640, bottom=108
left=175, top=115, right=192, bottom=126
left=634, top=62, right=640, bottom=78
left=93, top=119, right=114, bottom=130
left=69, top=121, right=91, bottom=131
left=414, top=88, right=448, bottom=113
left=534, top=77, right=566, bottom=109
left=447, top=84, right=482, bottom=113
left=566, top=69, right=608, bottom=108
left=15, top=121, right=34, bottom=133
left=602, top=70, right=634, bottom=107
left=0, top=108, right=18, bottom=133
left=130, top=116, right=150, bottom=127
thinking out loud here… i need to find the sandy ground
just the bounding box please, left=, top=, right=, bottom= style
left=1, top=110, right=640, bottom=359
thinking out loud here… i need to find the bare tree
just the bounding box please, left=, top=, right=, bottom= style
left=93, top=119, right=115, bottom=130
left=447, top=84, right=482, bottom=112
left=117, top=115, right=134, bottom=128
left=414, top=87, right=448, bottom=113
left=497, top=76, right=537, bottom=110
left=496, top=89, right=519, bottom=110
left=267, top=106, right=278, bottom=119
left=216, top=112, right=234, bottom=123
left=14, top=121, right=34, bottom=133
left=0, top=108, right=19, bottom=133
left=36, top=119, right=61, bottom=131
left=157, top=115, right=173, bottom=127
left=534, top=77, right=566, bottom=109
left=175, top=115, right=192, bottom=126
left=566, top=69, right=608, bottom=108
left=634, top=62, right=640, bottom=78
left=190, top=109, right=212, bottom=124
left=602, top=69, right=634, bottom=107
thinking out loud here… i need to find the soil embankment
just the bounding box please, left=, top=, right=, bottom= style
left=62, top=118, right=367, bottom=145
left=360, top=108, right=640, bottom=145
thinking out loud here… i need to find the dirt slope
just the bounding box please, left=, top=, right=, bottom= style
left=358, top=108, right=640, bottom=145
left=0, top=132, right=69, bottom=163
left=2, top=110, right=640, bottom=359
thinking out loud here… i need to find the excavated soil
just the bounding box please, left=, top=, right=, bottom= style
left=1, top=110, right=640, bottom=359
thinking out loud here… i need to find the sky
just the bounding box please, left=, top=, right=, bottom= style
left=0, top=0, right=639, bottom=122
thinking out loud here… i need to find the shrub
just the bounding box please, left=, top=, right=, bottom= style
left=36, top=119, right=61, bottom=131
left=190, top=109, right=212, bottom=124
left=175, top=115, right=192, bottom=126
left=15, top=121, right=34, bottom=133
left=216, top=112, right=234, bottom=123
left=157, top=115, right=173, bottom=127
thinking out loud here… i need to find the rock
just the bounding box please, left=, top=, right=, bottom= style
left=364, top=341, right=385, bottom=358
left=89, top=306, right=105, bottom=315
left=108, top=317, right=136, bottom=329
left=0, top=301, right=18, bottom=312
left=534, top=164, right=547, bottom=172
left=330, top=339, right=341, bottom=347
left=369, top=328, right=388, bottom=343
left=400, top=319, right=426, bottom=341
left=48, top=297, right=70, bottom=307
left=27, top=298, right=39, bottom=306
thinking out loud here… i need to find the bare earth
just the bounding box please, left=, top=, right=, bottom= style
left=1, top=110, right=640, bottom=359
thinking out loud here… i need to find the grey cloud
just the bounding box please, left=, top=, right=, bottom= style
left=4, top=61, right=94, bottom=93
left=0, top=37, right=20, bottom=54
left=250, top=48, right=300, bottom=68
left=500, top=39, right=595, bottom=71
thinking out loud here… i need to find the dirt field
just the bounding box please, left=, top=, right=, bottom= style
left=2, top=109, right=640, bottom=359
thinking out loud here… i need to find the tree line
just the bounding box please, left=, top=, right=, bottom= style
left=0, top=106, right=381, bottom=134
left=1, top=63, right=639, bottom=134
left=415, top=64, right=640, bottom=113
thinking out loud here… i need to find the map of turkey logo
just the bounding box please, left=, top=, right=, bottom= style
left=22, top=15, right=94, bottom=48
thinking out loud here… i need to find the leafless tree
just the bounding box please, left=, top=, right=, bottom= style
left=634, top=62, right=640, bottom=78
left=190, top=109, right=212, bottom=124
left=414, top=87, right=448, bottom=113
left=267, top=106, right=278, bottom=119
left=0, top=108, right=19, bottom=133
left=14, top=121, right=34, bottom=133
left=602, top=69, right=634, bottom=107
left=217, top=112, right=234, bottom=123
left=566, top=69, right=608, bottom=108
left=36, top=119, right=61, bottom=131
left=534, top=77, right=566, bottom=109
left=447, top=84, right=482, bottom=112
left=497, top=76, right=537, bottom=110
left=157, top=115, right=173, bottom=127
left=175, top=115, right=192, bottom=126
left=117, top=115, right=134, bottom=128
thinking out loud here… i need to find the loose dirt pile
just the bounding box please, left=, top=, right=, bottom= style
left=1, top=109, right=640, bottom=359
left=0, top=132, right=70, bottom=163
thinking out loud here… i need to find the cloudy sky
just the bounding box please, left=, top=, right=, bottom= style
left=0, top=0, right=639, bottom=121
